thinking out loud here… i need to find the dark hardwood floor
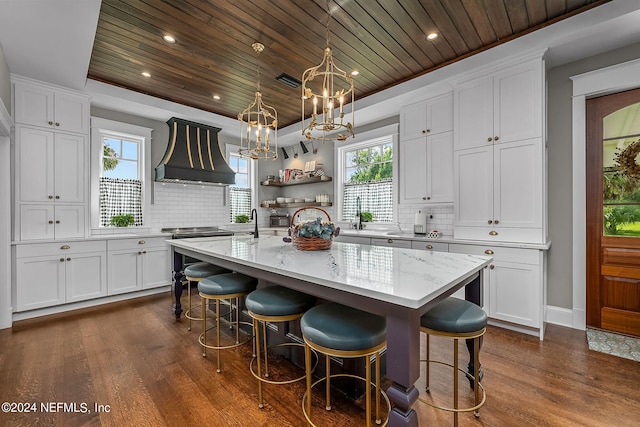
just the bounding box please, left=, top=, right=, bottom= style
left=1, top=291, right=639, bottom=426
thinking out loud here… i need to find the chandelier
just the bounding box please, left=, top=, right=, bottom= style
left=301, top=0, right=355, bottom=142
left=238, top=42, right=278, bottom=160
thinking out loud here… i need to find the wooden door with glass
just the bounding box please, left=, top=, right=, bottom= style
left=586, top=88, right=640, bottom=337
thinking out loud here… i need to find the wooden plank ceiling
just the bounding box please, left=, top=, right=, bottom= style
left=88, top=0, right=609, bottom=129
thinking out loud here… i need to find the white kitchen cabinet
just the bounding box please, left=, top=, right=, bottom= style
left=16, top=126, right=85, bottom=204
left=20, top=204, right=85, bottom=240
left=410, top=241, right=449, bottom=252
left=454, top=59, right=542, bottom=151
left=13, top=80, right=90, bottom=134
left=400, top=131, right=454, bottom=204
left=449, top=243, right=545, bottom=338
left=107, top=237, right=171, bottom=295
left=14, top=241, right=107, bottom=311
left=400, top=93, right=453, bottom=140
left=333, top=235, right=371, bottom=245
left=400, top=93, right=454, bottom=205
left=454, top=137, right=544, bottom=243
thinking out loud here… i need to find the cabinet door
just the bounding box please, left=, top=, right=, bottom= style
left=54, top=133, right=85, bottom=203
left=426, top=131, right=454, bottom=203
left=17, top=127, right=54, bottom=202
left=108, top=250, right=142, bottom=295
left=400, top=103, right=427, bottom=141
left=14, top=83, right=54, bottom=128
left=54, top=92, right=90, bottom=134
left=65, top=252, right=107, bottom=302
left=15, top=255, right=65, bottom=311
left=494, top=62, right=542, bottom=144
left=54, top=205, right=85, bottom=239
left=20, top=205, right=55, bottom=240
left=493, top=138, right=542, bottom=229
left=454, top=146, right=493, bottom=227
left=454, top=76, right=493, bottom=151
left=399, top=137, right=428, bottom=204
left=142, top=246, right=171, bottom=289
left=426, top=93, right=453, bottom=135
left=490, top=260, right=540, bottom=327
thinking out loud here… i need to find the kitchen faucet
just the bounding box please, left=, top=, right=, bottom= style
left=251, top=208, right=259, bottom=238
left=356, top=197, right=363, bottom=230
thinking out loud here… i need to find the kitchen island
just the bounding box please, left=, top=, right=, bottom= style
left=168, top=235, right=491, bottom=427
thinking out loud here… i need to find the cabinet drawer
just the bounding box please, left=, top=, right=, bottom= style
left=371, top=238, right=412, bottom=248
left=453, top=226, right=544, bottom=245
left=449, top=244, right=540, bottom=264
left=15, top=240, right=106, bottom=258
left=411, top=241, right=449, bottom=252
left=107, top=237, right=169, bottom=251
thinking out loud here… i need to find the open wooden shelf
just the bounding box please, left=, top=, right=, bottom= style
left=260, top=202, right=332, bottom=209
left=261, top=176, right=332, bottom=187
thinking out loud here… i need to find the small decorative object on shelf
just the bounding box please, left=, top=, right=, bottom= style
left=283, top=207, right=340, bottom=250
left=426, top=230, right=442, bottom=240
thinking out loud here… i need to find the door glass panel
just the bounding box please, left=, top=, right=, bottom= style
left=603, top=102, right=640, bottom=236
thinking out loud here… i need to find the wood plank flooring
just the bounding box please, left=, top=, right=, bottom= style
left=1, top=291, right=639, bottom=426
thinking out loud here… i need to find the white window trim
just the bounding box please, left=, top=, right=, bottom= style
left=90, top=117, right=153, bottom=229
left=334, top=123, right=399, bottom=225
left=226, top=143, right=257, bottom=221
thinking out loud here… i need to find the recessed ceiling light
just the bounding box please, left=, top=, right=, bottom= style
left=163, top=34, right=176, bottom=43
left=427, top=32, right=438, bottom=41
left=141, top=72, right=151, bottom=78
left=213, top=95, right=221, bottom=100
left=351, top=70, right=359, bottom=76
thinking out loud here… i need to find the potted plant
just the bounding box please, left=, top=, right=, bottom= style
left=235, top=214, right=250, bottom=223
left=110, top=214, right=135, bottom=227
left=360, top=211, right=373, bottom=222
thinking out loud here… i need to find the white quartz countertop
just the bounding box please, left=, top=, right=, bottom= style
left=339, top=229, right=551, bottom=250
left=168, top=235, right=492, bottom=309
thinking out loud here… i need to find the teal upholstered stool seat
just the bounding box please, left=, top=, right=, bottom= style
left=198, top=272, right=258, bottom=373
left=183, top=262, right=230, bottom=331
left=245, top=285, right=317, bottom=408
left=419, top=297, right=487, bottom=427
left=300, top=303, right=390, bottom=427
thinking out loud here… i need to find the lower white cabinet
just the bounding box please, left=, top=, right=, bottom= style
left=20, top=204, right=85, bottom=240
left=107, top=237, right=171, bottom=296
left=14, top=240, right=107, bottom=311
left=334, top=235, right=371, bottom=245
left=371, top=237, right=412, bottom=248
left=449, top=243, right=545, bottom=337
left=410, top=241, right=449, bottom=252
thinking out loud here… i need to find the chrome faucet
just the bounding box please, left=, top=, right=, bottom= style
left=251, top=208, right=259, bottom=238
left=356, top=197, right=363, bottom=230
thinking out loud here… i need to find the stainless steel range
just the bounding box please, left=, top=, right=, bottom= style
left=163, top=226, right=234, bottom=318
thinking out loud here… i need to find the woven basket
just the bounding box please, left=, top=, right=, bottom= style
left=289, top=207, right=334, bottom=251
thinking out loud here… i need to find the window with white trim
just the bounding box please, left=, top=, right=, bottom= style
left=336, top=129, right=397, bottom=223
left=228, top=152, right=252, bottom=222
left=90, top=118, right=152, bottom=229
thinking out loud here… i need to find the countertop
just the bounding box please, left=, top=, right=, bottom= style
left=168, top=234, right=492, bottom=309
left=338, top=229, right=551, bottom=250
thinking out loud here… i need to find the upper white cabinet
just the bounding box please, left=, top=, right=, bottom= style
left=12, top=78, right=90, bottom=241
left=13, top=80, right=90, bottom=134
left=17, top=127, right=85, bottom=204
left=454, top=60, right=542, bottom=151
left=400, top=93, right=454, bottom=204
left=453, top=57, right=546, bottom=244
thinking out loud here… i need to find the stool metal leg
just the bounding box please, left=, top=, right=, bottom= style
left=201, top=296, right=207, bottom=357
left=305, top=343, right=313, bottom=418
left=187, top=279, right=192, bottom=331
left=474, top=337, right=480, bottom=417
left=376, top=351, right=381, bottom=424
left=254, top=318, right=264, bottom=408
left=262, top=321, right=269, bottom=377
left=325, top=353, right=331, bottom=411
left=425, top=334, right=430, bottom=392
left=365, top=353, right=371, bottom=427
left=216, top=299, right=222, bottom=373
left=454, top=338, right=459, bottom=427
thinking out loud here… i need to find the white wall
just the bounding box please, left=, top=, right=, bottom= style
left=0, top=41, right=12, bottom=329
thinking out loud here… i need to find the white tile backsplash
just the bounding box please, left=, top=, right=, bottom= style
left=398, top=203, right=454, bottom=236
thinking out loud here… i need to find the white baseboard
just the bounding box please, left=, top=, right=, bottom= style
left=12, top=286, right=171, bottom=322
left=545, top=305, right=575, bottom=329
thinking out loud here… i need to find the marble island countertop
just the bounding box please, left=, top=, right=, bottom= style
left=168, top=234, right=491, bottom=309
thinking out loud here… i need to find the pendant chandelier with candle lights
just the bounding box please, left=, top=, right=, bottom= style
left=238, top=42, right=278, bottom=160
left=301, top=0, right=355, bottom=142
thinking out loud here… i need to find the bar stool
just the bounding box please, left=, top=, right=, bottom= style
left=183, top=262, right=229, bottom=331
left=198, top=272, right=258, bottom=373
left=300, top=302, right=390, bottom=427
left=245, top=285, right=317, bottom=409
left=419, top=297, right=487, bottom=426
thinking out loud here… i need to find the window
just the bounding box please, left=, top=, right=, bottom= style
left=90, top=118, right=152, bottom=229
left=336, top=125, right=398, bottom=224
left=226, top=147, right=256, bottom=222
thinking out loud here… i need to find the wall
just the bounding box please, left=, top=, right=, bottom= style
left=546, top=41, right=640, bottom=309
left=0, top=42, right=10, bottom=115
left=90, top=107, right=236, bottom=229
